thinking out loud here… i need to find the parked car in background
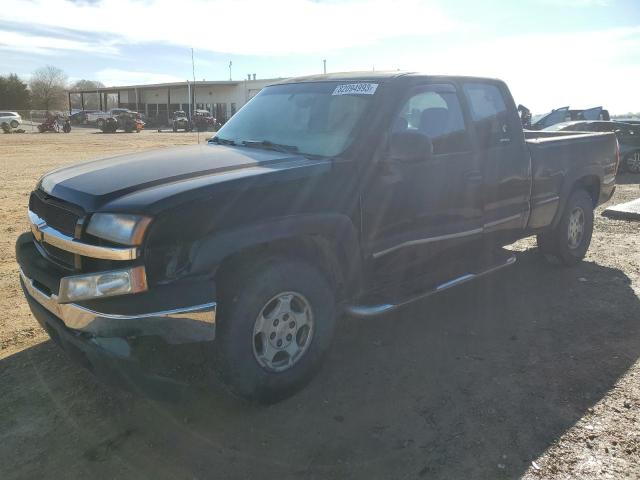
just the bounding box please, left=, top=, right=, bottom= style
left=172, top=110, right=191, bottom=132
left=615, top=118, right=640, bottom=126
left=544, top=120, right=640, bottom=173
left=529, top=106, right=610, bottom=130
left=193, top=109, right=218, bottom=131
left=17, top=73, right=619, bottom=402
left=0, top=111, right=22, bottom=129
left=86, top=108, right=135, bottom=129
left=69, top=110, right=98, bottom=125
left=100, top=111, right=145, bottom=134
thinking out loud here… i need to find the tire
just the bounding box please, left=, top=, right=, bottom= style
left=96, top=118, right=104, bottom=129
left=623, top=151, right=640, bottom=174
left=213, top=256, right=337, bottom=403
left=536, top=189, right=594, bottom=266
left=10, top=120, right=19, bottom=129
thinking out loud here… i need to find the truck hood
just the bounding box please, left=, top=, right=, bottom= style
left=40, top=144, right=328, bottom=211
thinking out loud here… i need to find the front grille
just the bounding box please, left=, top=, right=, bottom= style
left=42, top=243, right=76, bottom=269
left=29, top=190, right=84, bottom=269
left=29, top=190, right=83, bottom=237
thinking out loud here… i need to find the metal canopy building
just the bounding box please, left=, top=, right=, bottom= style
left=67, top=77, right=281, bottom=124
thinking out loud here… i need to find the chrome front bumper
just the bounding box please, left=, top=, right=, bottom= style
left=20, top=268, right=216, bottom=344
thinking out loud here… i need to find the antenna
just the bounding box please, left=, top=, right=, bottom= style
left=192, top=48, right=199, bottom=144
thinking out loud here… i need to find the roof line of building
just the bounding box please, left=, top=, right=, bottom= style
left=69, top=78, right=284, bottom=94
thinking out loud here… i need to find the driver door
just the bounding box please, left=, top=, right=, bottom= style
left=362, top=82, right=483, bottom=284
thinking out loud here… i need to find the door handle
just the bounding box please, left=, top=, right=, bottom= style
left=464, top=171, right=483, bottom=183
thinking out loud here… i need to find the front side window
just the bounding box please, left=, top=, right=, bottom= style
left=463, top=82, right=514, bottom=148
left=216, top=82, right=377, bottom=157
left=392, top=87, right=470, bottom=154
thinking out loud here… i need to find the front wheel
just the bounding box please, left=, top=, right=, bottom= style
left=96, top=118, right=104, bottom=129
left=537, top=189, right=594, bottom=266
left=624, top=151, right=640, bottom=174
left=10, top=120, right=19, bottom=129
left=213, top=256, right=336, bottom=403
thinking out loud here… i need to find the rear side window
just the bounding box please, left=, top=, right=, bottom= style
left=463, top=83, right=514, bottom=148
left=392, top=87, right=471, bottom=155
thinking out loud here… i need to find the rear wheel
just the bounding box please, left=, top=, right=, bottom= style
left=537, top=189, right=594, bottom=266
left=213, top=256, right=336, bottom=403
left=624, top=151, right=640, bottom=174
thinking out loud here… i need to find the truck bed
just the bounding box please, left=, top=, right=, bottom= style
left=525, top=130, right=618, bottom=229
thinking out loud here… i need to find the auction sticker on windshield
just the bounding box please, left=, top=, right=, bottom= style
left=332, top=83, right=378, bottom=95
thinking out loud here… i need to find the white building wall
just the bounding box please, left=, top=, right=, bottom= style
left=169, top=86, right=189, bottom=104
left=141, top=87, right=169, bottom=104
left=114, top=78, right=281, bottom=122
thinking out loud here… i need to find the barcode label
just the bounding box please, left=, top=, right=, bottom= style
left=332, top=83, right=378, bottom=96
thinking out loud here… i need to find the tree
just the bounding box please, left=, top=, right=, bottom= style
left=0, top=74, right=31, bottom=109
left=72, top=79, right=105, bottom=90
left=29, top=65, right=68, bottom=111
left=70, top=79, right=105, bottom=110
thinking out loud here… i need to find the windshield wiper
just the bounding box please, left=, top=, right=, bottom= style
left=209, top=136, right=236, bottom=145
left=241, top=140, right=299, bottom=154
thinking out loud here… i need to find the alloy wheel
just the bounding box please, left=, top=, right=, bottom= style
left=567, top=207, right=585, bottom=249
left=252, top=291, right=314, bottom=372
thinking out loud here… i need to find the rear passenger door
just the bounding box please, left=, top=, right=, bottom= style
left=462, top=81, right=530, bottom=236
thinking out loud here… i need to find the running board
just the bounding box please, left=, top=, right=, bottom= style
left=345, top=254, right=516, bottom=318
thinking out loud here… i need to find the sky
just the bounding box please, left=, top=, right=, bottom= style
left=1, top=0, right=639, bottom=114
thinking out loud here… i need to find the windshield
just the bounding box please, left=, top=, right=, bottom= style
left=215, top=81, right=378, bottom=157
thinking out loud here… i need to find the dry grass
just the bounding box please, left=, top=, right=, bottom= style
left=0, top=128, right=206, bottom=354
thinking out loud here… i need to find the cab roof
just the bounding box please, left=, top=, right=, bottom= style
left=274, top=71, right=505, bottom=86
left=276, top=71, right=414, bottom=84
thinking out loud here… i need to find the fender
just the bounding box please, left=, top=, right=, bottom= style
left=189, top=213, right=362, bottom=280
left=551, top=165, right=603, bottom=229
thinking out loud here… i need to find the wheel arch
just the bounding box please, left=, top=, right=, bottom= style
left=551, top=173, right=601, bottom=228
left=572, top=175, right=600, bottom=208
left=190, top=214, right=363, bottom=300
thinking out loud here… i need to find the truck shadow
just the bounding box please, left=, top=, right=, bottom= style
left=1, top=249, right=639, bottom=479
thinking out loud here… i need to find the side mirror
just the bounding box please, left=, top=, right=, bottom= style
left=389, top=131, right=433, bottom=162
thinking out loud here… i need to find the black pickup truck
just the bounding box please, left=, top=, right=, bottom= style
left=17, top=72, right=619, bottom=402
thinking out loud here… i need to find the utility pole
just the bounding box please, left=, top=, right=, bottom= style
left=187, top=80, right=191, bottom=119
left=192, top=48, right=199, bottom=144
left=323, top=59, right=326, bottom=74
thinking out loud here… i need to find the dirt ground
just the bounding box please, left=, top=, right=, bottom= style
left=0, top=128, right=639, bottom=479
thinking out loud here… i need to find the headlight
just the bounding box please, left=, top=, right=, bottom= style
left=58, top=266, right=147, bottom=303
left=86, top=213, right=152, bottom=245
